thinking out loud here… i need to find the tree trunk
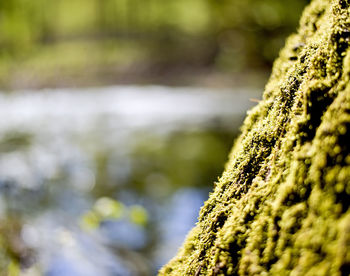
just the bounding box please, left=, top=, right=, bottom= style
left=160, top=0, right=350, bottom=275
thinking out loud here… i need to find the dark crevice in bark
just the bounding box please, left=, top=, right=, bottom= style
left=301, top=86, right=334, bottom=142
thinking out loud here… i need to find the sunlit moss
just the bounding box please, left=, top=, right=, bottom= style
left=160, top=0, right=350, bottom=274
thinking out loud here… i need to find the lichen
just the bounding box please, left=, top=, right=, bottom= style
left=159, top=0, right=350, bottom=275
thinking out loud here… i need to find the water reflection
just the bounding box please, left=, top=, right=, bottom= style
left=0, top=86, right=259, bottom=275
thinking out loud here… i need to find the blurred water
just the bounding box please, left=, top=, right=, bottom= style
left=0, top=85, right=260, bottom=275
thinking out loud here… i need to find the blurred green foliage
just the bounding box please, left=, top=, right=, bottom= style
left=80, top=197, right=148, bottom=231
left=125, top=129, right=236, bottom=199
left=0, top=0, right=309, bottom=87
left=0, top=218, right=32, bottom=275
left=0, top=131, right=32, bottom=153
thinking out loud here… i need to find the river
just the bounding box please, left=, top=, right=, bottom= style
left=0, top=85, right=260, bottom=275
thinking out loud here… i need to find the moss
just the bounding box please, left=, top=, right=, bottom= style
left=159, top=0, right=350, bottom=275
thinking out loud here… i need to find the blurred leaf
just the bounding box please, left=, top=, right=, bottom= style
left=7, top=260, right=19, bottom=276
left=93, top=197, right=124, bottom=219
left=129, top=205, right=148, bottom=226
left=80, top=211, right=100, bottom=231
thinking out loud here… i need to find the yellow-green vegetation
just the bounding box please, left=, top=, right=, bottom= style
left=80, top=197, right=149, bottom=231
left=0, top=218, right=32, bottom=276
left=160, top=0, right=350, bottom=275
left=0, top=0, right=308, bottom=88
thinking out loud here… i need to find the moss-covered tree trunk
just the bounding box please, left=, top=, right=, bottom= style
left=160, top=0, right=350, bottom=275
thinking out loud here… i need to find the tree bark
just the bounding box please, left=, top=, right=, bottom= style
left=160, top=0, right=350, bottom=275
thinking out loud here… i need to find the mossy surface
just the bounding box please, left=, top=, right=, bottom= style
left=160, top=0, right=350, bottom=275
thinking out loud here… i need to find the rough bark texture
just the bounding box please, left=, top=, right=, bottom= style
left=160, top=0, right=350, bottom=275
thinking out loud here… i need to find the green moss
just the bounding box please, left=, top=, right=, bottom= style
left=159, top=0, right=350, bottom=275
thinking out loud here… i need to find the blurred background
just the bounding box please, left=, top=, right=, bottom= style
left=0, top=1, right=308, bottom=275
